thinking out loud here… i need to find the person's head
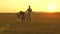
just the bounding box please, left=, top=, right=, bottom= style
left=28, top=5, right=30, bottom=8
left=20, top=11, right=22, bottom=12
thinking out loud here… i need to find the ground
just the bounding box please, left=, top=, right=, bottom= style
left=0, top=12, right=60, bottom=34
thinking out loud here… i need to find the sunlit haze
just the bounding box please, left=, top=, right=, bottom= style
left=0, top=0, right=60, bottom=13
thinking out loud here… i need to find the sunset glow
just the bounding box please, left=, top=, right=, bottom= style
left=0, top=0, right=60, bottom=13
left=47, top=3, right=56, bottom=13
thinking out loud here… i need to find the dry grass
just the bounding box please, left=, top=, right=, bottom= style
left=0, top=12, right=60, bottom=34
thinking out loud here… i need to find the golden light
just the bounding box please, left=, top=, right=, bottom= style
left=48, top=3, right=56, bottom=13
left=0, top=0, right=60, bottom=13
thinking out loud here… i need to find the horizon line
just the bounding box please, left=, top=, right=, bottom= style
left=0, top=12, right=60, bottom=13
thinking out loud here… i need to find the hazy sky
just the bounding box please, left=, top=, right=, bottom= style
left=0, top=0, right=60, bottom=13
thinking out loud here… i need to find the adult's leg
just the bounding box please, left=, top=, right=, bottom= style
left=27, top=15, right=31, bottom=21
left=29, top=15, right=31, bottom=21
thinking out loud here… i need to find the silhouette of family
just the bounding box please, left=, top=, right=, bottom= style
left=17, top=5, right=32, bottom=22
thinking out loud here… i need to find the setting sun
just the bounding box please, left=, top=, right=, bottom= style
left=47, top=3, right=56, bottom=12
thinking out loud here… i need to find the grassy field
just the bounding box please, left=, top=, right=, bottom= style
left=0, top=12, right=60, bottom=34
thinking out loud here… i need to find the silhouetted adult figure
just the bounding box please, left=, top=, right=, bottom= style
left=19, top=11, right=26, bottom=21
left=26, top=5, right=32, bottom=21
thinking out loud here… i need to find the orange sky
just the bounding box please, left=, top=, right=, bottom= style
left=0, top=0, right=60, bottom=13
